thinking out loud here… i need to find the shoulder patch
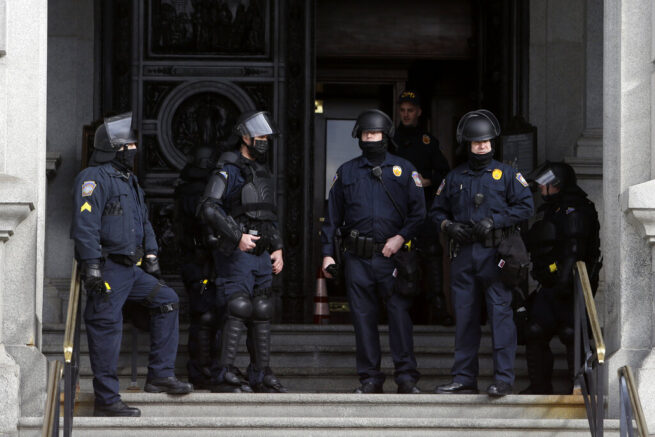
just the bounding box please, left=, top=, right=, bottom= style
left=436, top=178, right=446, bottom=196
left=411, top=171, right=422, bottom=187
left=492, top=169, right=503, bottom=180
left=219, top=170, right=228, bottom=179
left=422, top=134, right=431, bottom=145
left=516, top=172, right=529, bottom=187
left=393, top=165, right=402, bottom=177
left=81, top=181, right=97, bottom=197
left=330, top=172, right=338, bottom=188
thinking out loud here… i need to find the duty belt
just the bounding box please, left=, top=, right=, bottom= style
left=108, top=247, right=145, bottom=266
left=482, top=226, right=517, bottom=248
left=342, top=232, right=385, bottom=259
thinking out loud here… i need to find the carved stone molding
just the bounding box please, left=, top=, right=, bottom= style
left=565, top=128, right=603, bottom=179
left=156, top=80, right=255, bottom=169
left=0, top=174, right=35, bottom=242
left=45, top=153, right=61, bottom=180
left=622, top=179, right=655, bottom=245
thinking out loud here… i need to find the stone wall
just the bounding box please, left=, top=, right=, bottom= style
left=43, top=0, right=95, bottom=325
left=0, top=0, right=49, bottom=434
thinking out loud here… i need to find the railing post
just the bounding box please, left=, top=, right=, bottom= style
left=619, top=375, right=634, bottom=437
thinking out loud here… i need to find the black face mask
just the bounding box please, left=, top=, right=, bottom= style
left=113, top=148, right=137, bottom=171
left=467, top=149, right=494, bottom=171
left=246, top=139, right=269, bottom=162
left=540, top=185, right=562, bottom=203
left=359, top=139, right=387, bottom=165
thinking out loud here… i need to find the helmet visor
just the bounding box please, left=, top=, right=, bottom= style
left=242, top=112, right=279, bottom=138
left=535, top=169, right=558, bottom=186
left=104, top=112, right=137, bottom=148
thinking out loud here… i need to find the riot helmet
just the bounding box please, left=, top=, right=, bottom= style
left=235, top=110, right=279, bottom=160
left=235, top=110, right=279, bottom=139
left=352, top=109, right=394, bottom=139
left=533, top=161, right=576, bottom=190
left=456, top=109, right=501, bottom=144
left=91, top=112, right=137, bottom=163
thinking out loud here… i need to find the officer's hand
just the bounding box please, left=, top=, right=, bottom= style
left=239, top=233, right=260, bottom=252
left=382, top=235, right=405, bottom=258
left=473, top=217, right=494, bottom=239
left=82, top=261, right=108, bottom=295
left=142, top=255, right=161, bottom=278
left=443, top=220, right=472, bottom=244
left=271, top=249, right=284, bottom=274
left=322, top=256, right=336, bottom=278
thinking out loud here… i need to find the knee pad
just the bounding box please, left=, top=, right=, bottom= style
left=252, top=296, right=273, bottom=321
left=198, top=310, right=216, bottom=327
left=226, top=294, right=252, bottom=320
left=557, top=325, right=574, bottom=345
left=526, top=322, right=547, bottom=343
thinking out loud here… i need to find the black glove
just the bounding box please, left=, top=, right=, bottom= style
left=325, top=263, right=340, bottom=278
left=443, top=221, right=473, bottom=244
left=82, top=261, right=108, bottom=295
left=142, top=256, right=162, bottom=278
left=473, top=217, right=494, bottom=239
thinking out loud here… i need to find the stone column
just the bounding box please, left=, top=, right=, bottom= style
left=566, top=0, right=604, bottom=177
left=603, top=0, right=655, bottom=427
left=0, top=0, right=49, bottom=434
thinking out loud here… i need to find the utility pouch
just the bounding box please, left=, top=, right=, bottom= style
left=496, top=232, right=530, bottom=287
left=344, top=230, right=375, bottom=258
left=392, top=244, right=421, bottom=297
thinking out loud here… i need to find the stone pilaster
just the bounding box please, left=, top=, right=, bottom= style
left=603, top=0, right=655, bottom=427
left=0, top=1, right=49, bottom=434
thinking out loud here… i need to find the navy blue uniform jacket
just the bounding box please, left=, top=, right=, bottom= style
left=430, top=159, right=534, bottom=228
left=321, top=154, right=426, bottom=257
left=70, top=163, right=158, bottom=261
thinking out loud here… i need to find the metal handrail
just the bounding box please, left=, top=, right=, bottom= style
left=42, top=360, right=62, bottom=437
left=62, top=260, right=83, bottom=437
left=618, top=365, right=650, bottom=437
left=573, top=260, right=605, bottom=436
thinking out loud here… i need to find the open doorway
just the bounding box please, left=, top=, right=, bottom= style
left=311, top=0, right=530, bottom=324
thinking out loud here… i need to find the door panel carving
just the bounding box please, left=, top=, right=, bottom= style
left=103, top=0, right=314, bottom=322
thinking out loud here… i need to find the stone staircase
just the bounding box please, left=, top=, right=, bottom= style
left=19, top=323, right=621, bottom=436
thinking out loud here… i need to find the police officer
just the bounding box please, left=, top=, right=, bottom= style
left=322, top=109, right=426, bottom=394
left=430, top=109, right=534, bottom=396
left=521, top=162, right=601, bottom=394
left=71, top=113, right=192, bottom=417
left=199, top=110, right=287, bottom=393
left=174, top=145, right=220, bottom=389
left=393, top=90, right=452, bottom=325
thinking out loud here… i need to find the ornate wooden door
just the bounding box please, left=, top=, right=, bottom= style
left=102, top=0, right=314, bottom=322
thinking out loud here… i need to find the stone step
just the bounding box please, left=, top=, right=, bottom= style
left=42, top=344, right=569, bottom=372
left=68, top=393, right=588, bottom=419
left=18, top=417, right=622, bottom=437
left=69, top=366, right=573, bottom=394
left=42, top=323, right=497, bottom=349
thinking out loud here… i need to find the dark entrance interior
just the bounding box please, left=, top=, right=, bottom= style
left=99, top=0, right=529, bottom=323
left=312, top=0, right=531, bottom=323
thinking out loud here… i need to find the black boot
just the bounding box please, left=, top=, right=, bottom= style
left=94, top=400, right=141, bottom=417
left=145, top=376, right=193, bottom=394
left=249, top=321, right=288, bottom=393
left=210, top=315, right=251, bottom=393
left=187, top=311, right=217, bottom=389
left=520, top=340, right=554, bottom=394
